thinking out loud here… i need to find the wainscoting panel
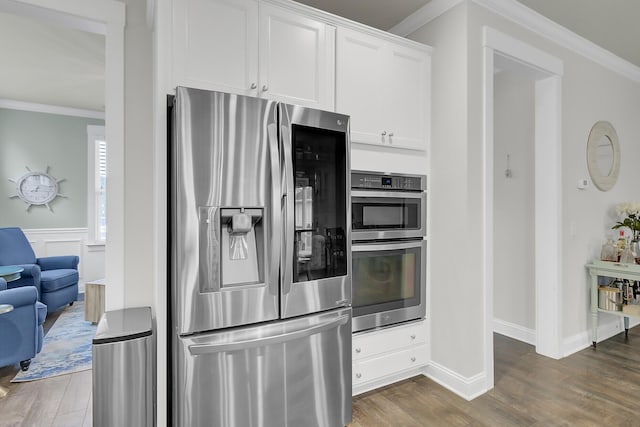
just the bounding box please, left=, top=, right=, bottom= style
left=23, top=228, right=105, bottom=286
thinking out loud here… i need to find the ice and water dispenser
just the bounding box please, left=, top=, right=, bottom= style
left=199, top=206, right=265, bottom=289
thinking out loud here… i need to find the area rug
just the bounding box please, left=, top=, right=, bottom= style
left=11, top=300, right=96, bottom=382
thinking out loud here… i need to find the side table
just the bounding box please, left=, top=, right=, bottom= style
left=85, top=278, right=106, bottom=324
left=0, top=266, right=24, bottom=283
left=586, top=261, right=640, bottom=348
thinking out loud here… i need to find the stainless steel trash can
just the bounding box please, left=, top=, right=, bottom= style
left=92, top=306, right=155, bottom=427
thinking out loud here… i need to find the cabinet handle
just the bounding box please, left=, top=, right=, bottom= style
left=381, top=131, right=387, bottom=136
left=355, top=348, right=361, bottom=353
left=410, top=334, right=416, bottom=340
left=250, top=82, right=257, bottom=89
left=410, top=357, right=416, bottom=363
left=355, top=373, right=362, bottom=379
left=262, top=85, right=269, bottom=92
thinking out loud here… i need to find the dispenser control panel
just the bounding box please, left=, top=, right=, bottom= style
left=351, top=171, right=426, bottom=191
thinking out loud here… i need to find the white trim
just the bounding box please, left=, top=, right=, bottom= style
left=0, top=99, right=105, bottom=119
left=533, top=74, right=562, bottom=360
left=153, top=0, right=172, bottom=424
left=423, top=362, right=488, bottom=401
left=22, top=227, right=88, bottom=234
left=481, top=42, right=495, bottom=394
left=483, top=27, right=563, bottom=76
left=563, top=318, right=640, bottom=357
left=390, top=0, right=640, bottom=83
left=389, top=0, right=464, bottom=36
left=482, top=25, right=563, bottom=396
left=493, top=319, right=536, bottom=346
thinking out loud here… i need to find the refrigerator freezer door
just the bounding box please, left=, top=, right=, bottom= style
left=171, top=87, right=280, bottom=335
left=279, top=103, right=352, bottom=318
left=173, top=308, right=352, bottom=427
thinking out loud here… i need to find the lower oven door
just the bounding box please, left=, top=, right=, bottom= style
left=352, top=239, right=426, bottom=332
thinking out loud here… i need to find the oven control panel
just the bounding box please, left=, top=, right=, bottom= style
left=351, top=171, right=425, bottom=191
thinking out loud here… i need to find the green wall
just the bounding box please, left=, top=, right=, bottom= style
left=0, top=108, right=104, bottom=228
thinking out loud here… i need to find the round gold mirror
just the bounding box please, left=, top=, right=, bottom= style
left=587, top=121, right=620, bottom=191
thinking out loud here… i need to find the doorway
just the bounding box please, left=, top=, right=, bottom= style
left=482, top=26, right=564, bottom=391
left=0, top=0, right=125, bottom=309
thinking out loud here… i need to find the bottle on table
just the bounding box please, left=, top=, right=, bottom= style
left=617, top=230, right=627, bottom=261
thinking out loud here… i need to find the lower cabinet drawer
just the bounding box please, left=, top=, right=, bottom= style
left=353, top=344, right=427, bottom=385
left=353, top=321, right=426, bottom=361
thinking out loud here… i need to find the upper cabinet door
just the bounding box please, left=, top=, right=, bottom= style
left=384, top=41, right=430, bottom=151
left=173, top=0, right=259, bottom=95
left=336, top=27, right=386, bottom=145
left=259, top=3, right=335, bottom=110
left=336, top=26, right=430, bottom=151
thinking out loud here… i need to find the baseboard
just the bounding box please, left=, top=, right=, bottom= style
left=352, top=367, right=425, bottom=396
left=562, top=315, right=640, bottom=357
left=423, top=361, right=488, bottom=400
left=493, top=318, right=536, bottom=345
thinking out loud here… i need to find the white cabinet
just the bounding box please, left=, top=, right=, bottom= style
left=352, top=320, right=428, bottom=395
left=336, top=27, right=430, bottom=151
left=173, top=0, right=335, bottom=110
left=259, top=3, right=335, bottom=109
left=173, top=0, right=259, bottom=96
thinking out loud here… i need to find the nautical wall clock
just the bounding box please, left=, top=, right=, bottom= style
left=8, top=166, right=66, bottom=211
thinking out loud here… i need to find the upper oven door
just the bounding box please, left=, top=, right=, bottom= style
left=351, top=190, right=426, bottom=241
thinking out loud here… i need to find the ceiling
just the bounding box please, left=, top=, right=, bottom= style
left=0, top=11, right=104, bottom=112
left=0, top=1, right=638, bottom=112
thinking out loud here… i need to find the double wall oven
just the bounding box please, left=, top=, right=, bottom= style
left=351, top=170, right=427, bottom=332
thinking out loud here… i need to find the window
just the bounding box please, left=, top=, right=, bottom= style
left=87, top=125, right=106, bottom=243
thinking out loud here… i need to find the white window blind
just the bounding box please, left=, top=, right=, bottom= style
left=97, top=139, right=107, bottom=241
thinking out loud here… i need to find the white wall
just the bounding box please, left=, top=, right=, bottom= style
left=122, top=0, right=154, bottom=307
left=406, top=3, right=487, bottom=380
left=493, top=69, right=535, bottom=332
left=408, top=0, right=640, bottom=392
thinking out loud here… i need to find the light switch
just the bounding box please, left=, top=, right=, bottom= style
left=577, top=178, right=589, bottom=190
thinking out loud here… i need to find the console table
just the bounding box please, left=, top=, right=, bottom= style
left=586, top=261, right=640, bottom=348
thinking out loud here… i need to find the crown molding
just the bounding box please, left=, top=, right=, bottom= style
left=0, top=99, right=105, bottom=119
left=280, top=0, right=431, bottom=52
left=389, top=0, right=464, bottom=36
left=390, top=0, right=640, bottom=83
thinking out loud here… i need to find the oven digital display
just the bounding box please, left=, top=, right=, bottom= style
left=381, top=176, right=392, bottom=186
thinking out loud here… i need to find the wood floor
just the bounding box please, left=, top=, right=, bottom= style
left=2, top=327, right=640, bottom=426
left=351, top=329, right=640, bottom=426
left=0, top=309, right=92, bottom=427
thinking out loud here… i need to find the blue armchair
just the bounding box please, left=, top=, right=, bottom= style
left=0, top=278, right=46, bottom=370
left=0, top=227, right=79, bottom=314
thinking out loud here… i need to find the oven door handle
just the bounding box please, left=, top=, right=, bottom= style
left=351, top=190, right=424, bottom=199
left=352, top=240, right=425, bottom=252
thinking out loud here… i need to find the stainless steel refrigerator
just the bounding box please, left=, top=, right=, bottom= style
left=169, top=87, right=352, bottom=427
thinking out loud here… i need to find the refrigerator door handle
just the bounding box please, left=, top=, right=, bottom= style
left=267, top=123, right=281, bottom=296
left=280, top=122, right=294, bottom=295
left=188, top=314, right=350, bottom=354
